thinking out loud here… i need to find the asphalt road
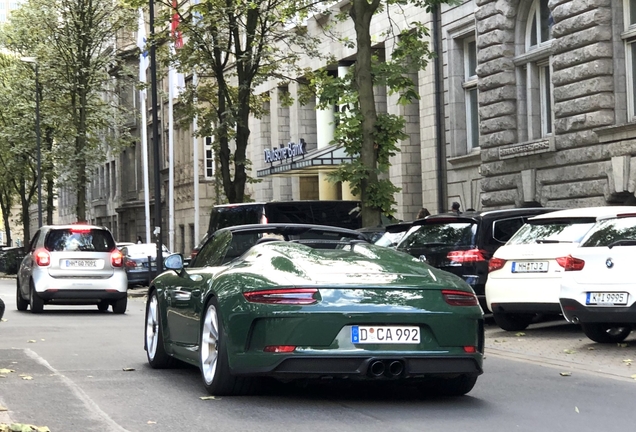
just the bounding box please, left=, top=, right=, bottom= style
left=0, top=278, right=634, bottom=432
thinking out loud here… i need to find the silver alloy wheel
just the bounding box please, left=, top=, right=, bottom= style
left=146, top=295, right=159, bottom=359
left=201, top=304, right=220, bottom=385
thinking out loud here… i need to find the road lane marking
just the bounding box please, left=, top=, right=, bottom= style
left=24, top=349, right=131, bottom=432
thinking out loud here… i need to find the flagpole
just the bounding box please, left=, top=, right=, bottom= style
left=193, top=71, right=200, bottom=246
left=149, top=0, right=164, bottom=272
left=168, top=51, right=175, bottom=253
left=138, top=9, right=151, bottom=243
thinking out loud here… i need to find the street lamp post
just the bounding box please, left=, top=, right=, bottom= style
left=20, top=57, right=43, bottom=228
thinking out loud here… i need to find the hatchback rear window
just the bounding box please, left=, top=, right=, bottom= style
left=580, top=217, right=636, bottom=247
left=397, top=221, right=478, bottom=250
left=45, top=229, right=115, bottom=252
left=507, top=217, right=596, bottom=245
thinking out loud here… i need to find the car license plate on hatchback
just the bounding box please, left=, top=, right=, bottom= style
left=351, top=326, right=420, bottom=344
left=586, top=292, right=628, bottom=306
left=511, top=261, right=548, bottom=273
left=62, top=259, right=98, bottom=269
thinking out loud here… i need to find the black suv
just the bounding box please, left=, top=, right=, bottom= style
left=395, top=208, right=558, bottom=311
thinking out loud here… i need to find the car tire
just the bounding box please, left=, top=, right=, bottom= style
left=492, top=312, right=533, bottom=331
left=200, top=297, right=254, bottom=396
left=145, top=290, right=175, bottom=368
left=581, top=323, right=632, bottom=343
left=418, top=374, right=478, bottom=397
left=97, top=301, right=109, bottom=312
left=29, top=281, right=44, bottom=314
left=112, top=296, right=127, bottom=314
left=0, top=297, right=4, bottom=320
left=16, top=280, right=28, bottom=311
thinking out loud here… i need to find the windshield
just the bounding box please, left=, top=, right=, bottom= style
left=581, top=217, right=636, bottom=247
left=125, top=244, right=170, bottom=255
left=396, top=222, right=478, bottom=251
left=507, top=218, right=596, bottom=245
left=375, top=231, right=406, bottom=248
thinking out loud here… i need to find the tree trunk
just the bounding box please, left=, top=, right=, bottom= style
left=351, top=0, right=381, bottom=227
left=76, top=91, right=88, bottom=221
left=45, top=127, right=55, bottom=225
left=0, top=188, right=12, bottom=247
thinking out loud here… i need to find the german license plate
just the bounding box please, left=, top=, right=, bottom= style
left=351, top=326, right=420, bottom=344
left=63, top=259, right=96, bottom=268
left=586, top=292, right=628, bottom=306
left=511, top=261, right=548, bottom=273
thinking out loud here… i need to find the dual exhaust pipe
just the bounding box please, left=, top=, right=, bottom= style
left=368, top=360, right=404, bottom=378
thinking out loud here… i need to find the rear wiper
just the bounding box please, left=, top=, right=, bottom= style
left=535, top=239, right=567, bottom=244
left=608, top=239, right=636, bottom=249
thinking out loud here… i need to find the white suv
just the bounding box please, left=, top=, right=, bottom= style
left=486, top=207, right=636, bottom=331
left=16, top=225, right=127, bottom=314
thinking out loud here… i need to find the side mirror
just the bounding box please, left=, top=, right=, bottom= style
left=164, top=253, right=184, bottom=271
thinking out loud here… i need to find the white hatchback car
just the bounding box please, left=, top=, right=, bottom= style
left=16, top=224, right=127, bottom=314
left=560, top=212, right=636, bottom=343
left=486, top=207, right=636, bottom=331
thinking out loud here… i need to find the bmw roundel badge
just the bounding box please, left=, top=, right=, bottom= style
left=606, top=258, right=614, bottom=269
left=419, top=255, right=427, bottom=262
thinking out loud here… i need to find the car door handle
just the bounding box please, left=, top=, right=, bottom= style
left=173, top=290, right=191, bottom=301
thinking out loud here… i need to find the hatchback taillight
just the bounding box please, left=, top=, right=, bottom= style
left=447, top=249, right=487, bottom=263
left=556, top=255, right=585, bottom=271
left=244, top=288, right=318, bottom=305
left=35, top=249, right=50, bottom=267
left=111, top=250, right=123, bottom=267
left=488, top=257, right=507, bottom=272
left=442, top=289, right=479, bottom=306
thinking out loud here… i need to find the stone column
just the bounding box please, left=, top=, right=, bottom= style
left=316, top=93, right=337, bottom=200
left=270, top=88, right=293, bottom=201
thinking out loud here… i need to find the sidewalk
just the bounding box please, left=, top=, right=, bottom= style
left=485, top=319, right=636, bottom=381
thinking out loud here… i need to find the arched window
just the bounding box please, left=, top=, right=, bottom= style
left=517, top=0, right=554, bottom=141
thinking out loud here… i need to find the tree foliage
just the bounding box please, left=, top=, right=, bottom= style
left=128, top=0, right=323, bottom=203
left=1, top=0, right=136, bottom=223
left=309, top=0, right=445, bottom=226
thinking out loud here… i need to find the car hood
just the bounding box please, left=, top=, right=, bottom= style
left=233, top=242, right=470, bottom=290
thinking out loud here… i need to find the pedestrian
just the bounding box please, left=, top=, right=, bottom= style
left=416, top=208, right=430, bottom=219
left=136, top=236, right=143, bottom=244
left=451, top=201, right=461, bottom=215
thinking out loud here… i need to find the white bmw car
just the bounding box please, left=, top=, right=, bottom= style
left=486, top=207, right=636, bottom=331
left=560, top=212, right=636, bottom=343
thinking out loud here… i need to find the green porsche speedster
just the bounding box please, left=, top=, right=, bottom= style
left=144, top=224, right=484, bottom=396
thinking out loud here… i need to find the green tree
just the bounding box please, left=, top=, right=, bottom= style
left=312, top=0, right=449, bottom=227
left=133, top=0, right=321, bottom=204
left=2, top=0, right=136, bottom=222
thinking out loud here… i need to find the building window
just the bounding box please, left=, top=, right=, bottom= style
left=204, top=136, right=215, bottom=179
left=517, top=0, right=553, bottom=141
left=624, top=0, right=636, bottom=120
left=463, top=38, right=479, bottom=150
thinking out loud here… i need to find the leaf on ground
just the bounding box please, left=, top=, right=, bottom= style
left=623, top=359, right=633, bottom=363
left=618, top=343, right=629, bottom=348
left=122, top=368, right=135, bottom=372
left=515, top=332, right=526, bottom=337
left=27, top=340, right=36, bottom=344
left=494, top=339, right=506, bottom=343
left=199, top=396, right=220, bottom=400
left=563, top=349, right=577, bottom=354
left=40, top=339, right=44, bottom=342
left=0, top=405, right=7, bottom=411
left=575, top=406, right=579, bottom=413
left=0, top=375, right=5, bottom=378
left=147, top=421, right=157, bottom=425
left=1, top=319, right=7, bottom=322
left=559, top=372, right=572, bottom=376
left=20, top=376, right=33, bottom=381
left=35, top=427, right=51, bottom=432
left=587, top=347, right=595, bottom=350
left=630, top=374, right=636, bottom=380
left=0, top=369, right=15, bottom=374
left=87, top=375, right=93, bottom=378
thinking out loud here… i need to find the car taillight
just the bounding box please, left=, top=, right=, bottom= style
left=125, top=260, right=136, bottom=268
left=263, top=345, right=296, bottom=353
left=442, top=289, right=479, bottom=306
left=447, top=249, right=487, bottom=263
left=488, top=257, right=507, bottom=272
left=556, top=255, right=585, bottom=271
left=243, top=288, right=318, bottom=305
left=111, top=250, right=123, bottom=267
left=35, top=249, right=50, bottom=267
